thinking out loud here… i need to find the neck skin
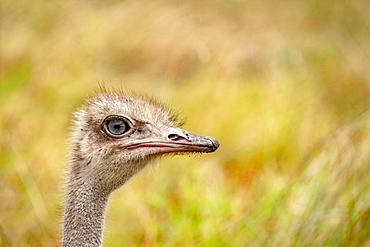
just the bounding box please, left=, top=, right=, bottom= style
left=62, top=171, right=109, bottom=247
left=61, top=157, right=145, bottom=247
left=62, top=135, right=150, bottom=247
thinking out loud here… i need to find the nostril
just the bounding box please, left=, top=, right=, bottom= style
left=168, top=134, right=188, bottom=142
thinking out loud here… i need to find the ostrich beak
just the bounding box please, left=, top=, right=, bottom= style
left=164, top=127, right=220, bottom=153
left=126, top=127, right=219, bottom=154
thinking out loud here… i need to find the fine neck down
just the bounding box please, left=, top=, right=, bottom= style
left=62, top=148, right=149, bottom=247
left=62, top=156, right=147, bottom=247
left=62, top=175, right=109, bottom=247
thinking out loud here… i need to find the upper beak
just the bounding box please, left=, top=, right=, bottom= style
left=164, top=127, right=220, bottom=153
left=126, top=127, right=220, bottom=154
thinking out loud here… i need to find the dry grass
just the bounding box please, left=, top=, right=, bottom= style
left=1, top=0, right=369, bottom=246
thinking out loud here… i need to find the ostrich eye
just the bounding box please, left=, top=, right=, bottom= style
left=104, top=116, right=131, bottom=137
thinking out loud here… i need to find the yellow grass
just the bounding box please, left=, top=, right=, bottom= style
left=1, top=0, right=369, bottom=246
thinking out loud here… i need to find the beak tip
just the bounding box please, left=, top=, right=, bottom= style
left=208, top=137, right=220, bottom=152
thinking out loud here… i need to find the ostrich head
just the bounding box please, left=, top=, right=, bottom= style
left=69, top=91, right=219, bottom=193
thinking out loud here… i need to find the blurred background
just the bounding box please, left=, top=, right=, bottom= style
left=1, top=0, right=369, bottom=246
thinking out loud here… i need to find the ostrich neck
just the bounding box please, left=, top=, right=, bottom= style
left=62, top=174, right=109, bottom=247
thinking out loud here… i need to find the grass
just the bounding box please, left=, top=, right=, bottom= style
left=0, top=0, right=369, bottom=246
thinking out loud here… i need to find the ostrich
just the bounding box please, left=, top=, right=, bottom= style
left=62, top=91, right=219, bottom=247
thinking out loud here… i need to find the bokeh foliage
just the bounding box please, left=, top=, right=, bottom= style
left=0, top=0, right=369, bottom=246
